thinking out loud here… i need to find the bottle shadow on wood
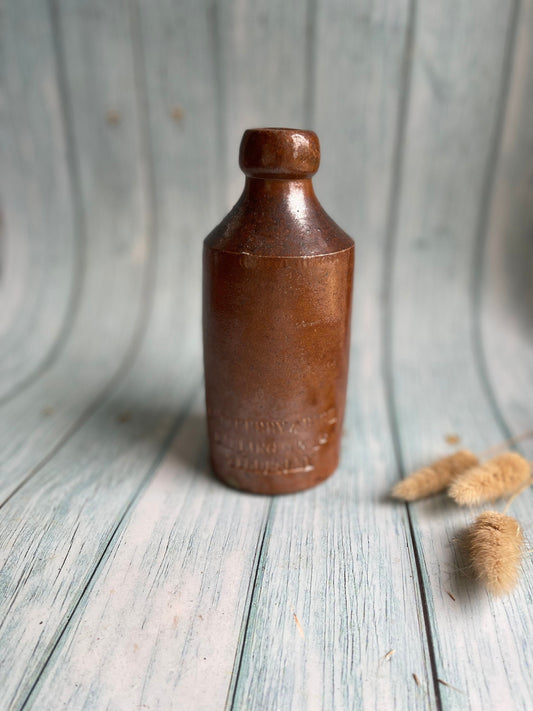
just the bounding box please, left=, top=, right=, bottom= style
left=82, top=394, right=219, bottom=488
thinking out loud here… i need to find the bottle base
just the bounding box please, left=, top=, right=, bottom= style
left=210, top=456, right=338, bottom=495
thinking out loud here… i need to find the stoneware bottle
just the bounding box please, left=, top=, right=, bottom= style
left=203, top=127, right=354, bottom=494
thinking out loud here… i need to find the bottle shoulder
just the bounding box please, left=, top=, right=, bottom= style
left=204, top=187, right=354, bottom=258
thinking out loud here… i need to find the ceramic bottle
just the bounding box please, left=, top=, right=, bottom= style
left=203, top=127, right=354, bottom=494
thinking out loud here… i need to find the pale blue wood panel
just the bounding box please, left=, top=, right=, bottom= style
left=387, top=1, right=532, bottom=708
left=217, top=0, right=311, bottom=206
left=24, top=394, right=269, bottom=711
left=0, top=1, right=236, bottom=709
left=230, top=1, right=437, bottom=709
left=1, top=1, right=531, bottom=710
left=0, top=377, right=201, bottom=711
left=0, top=0, right=156, bottom=705
left=0, top=0, right=78, bottom=400
left=132, top=0, right=224, bottom=357
left=0, top=0, right=151, bottom=505
left=478, top=0, right=533, bottom=628
left=479, top=0, right=533, bottom=461
left=19, top=1, right=306, bottom=707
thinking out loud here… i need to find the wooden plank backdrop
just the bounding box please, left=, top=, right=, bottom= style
left=0, top=0, right=532, bottom=709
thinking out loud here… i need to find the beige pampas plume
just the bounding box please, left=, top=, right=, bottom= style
left=464, top=511, right=524, bottom=595
left=448, top=452, right=531, bottom=506
left=391, top=450, right=479, bottom=501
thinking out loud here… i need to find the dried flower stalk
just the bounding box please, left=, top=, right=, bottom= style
left=391, top=450, right=479, bottom=501
left=449, top=452, right=530, bottom=506
left=464, top=511, right=524, bottom=595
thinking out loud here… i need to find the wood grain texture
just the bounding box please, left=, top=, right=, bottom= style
left=477, top=0, right=533, bottom=694
left=231, top=1, right=436, bottom=709
left=0, top=0, right=152, bottom=505
left=18, top=2, right=286, bottom=708
left=25, top=393, right=269, bottom=711
left=0, top=0, right=155, bottom=705
left=0, top=1, right=228, bottom=709
left=132, top=0, right=222, bottom=351
left=216, top=0, right=311, bottom=206
left=480, top=0, right=533, bottom=462
left=0, top=0, right=78, bottom=400
left=1, top=0, right=532, bottom=709
left=387, top=1, right=533, bottom=709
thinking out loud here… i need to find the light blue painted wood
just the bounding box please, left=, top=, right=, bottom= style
left=478, top=0, right=533, bottom=634
left=0, top=1, right=225, bottom=709
left=133, top=0, right=223, bottom=354
left=0, top=0, right=77, bottom=400
left=24, top=392, right=269, bottom=711
left=0, top=0, right=532, bottom=709
left=0, top=0, right=151, bottom=505
left=480, top=0, right=533, bottom=464
left=217, top=0, right=312, bottom=207
left=0, top=0, right=156, bottom=705
left=387, top=1, right=533, bottom=709
left=16, top=2, right=293, bottom=708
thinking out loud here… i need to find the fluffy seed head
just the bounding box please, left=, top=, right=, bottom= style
left=391, top=450, right=479, bottom=501
left=449, top=452, right=530, bottom=506
left=464, top=511, right=524, bottom=595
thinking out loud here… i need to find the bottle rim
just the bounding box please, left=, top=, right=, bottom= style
left=239, top=127, right=320, bottom=178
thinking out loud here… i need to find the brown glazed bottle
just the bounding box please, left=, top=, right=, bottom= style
left=203, top=128, right=354, bottom=494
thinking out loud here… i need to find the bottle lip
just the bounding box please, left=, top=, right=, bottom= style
left=239, top=127, right=320, bottom=178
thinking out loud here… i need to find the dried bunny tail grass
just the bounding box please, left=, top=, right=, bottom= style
left=465, top=511, right=524, bottom=595
left=391, top=450, right=479, bottom=501
left=449, top=452, right=531, bottom=506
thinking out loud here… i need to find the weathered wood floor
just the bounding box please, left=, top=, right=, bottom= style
left=1, top=1, right=532, bottom=709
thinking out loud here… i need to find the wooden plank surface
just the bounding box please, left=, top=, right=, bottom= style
left=480, top=0, right=533, bottom=462
left=15, top=3, right=268, bottom=708
left=216, top=0, right=312, bottom=206
left=386, top=1, right=533, bottom=709
left=0, top=0, right=77, bottom=400
left=0, top=0, right=160, bottom=706
left=22, top=1, right=303, bottom=708
left=25, top=393, right=269, bottom=711
left=477, top=2, right=533, bottom=699
left=0, top=0, right=532, bottom=709
left=0, top=0, right=152, bottom=505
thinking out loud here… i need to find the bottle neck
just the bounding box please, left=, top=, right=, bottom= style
left=242, top=176, right=318, bottom=218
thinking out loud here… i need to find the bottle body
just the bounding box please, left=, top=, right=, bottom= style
left=202, top=129, right=354, bottom=494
